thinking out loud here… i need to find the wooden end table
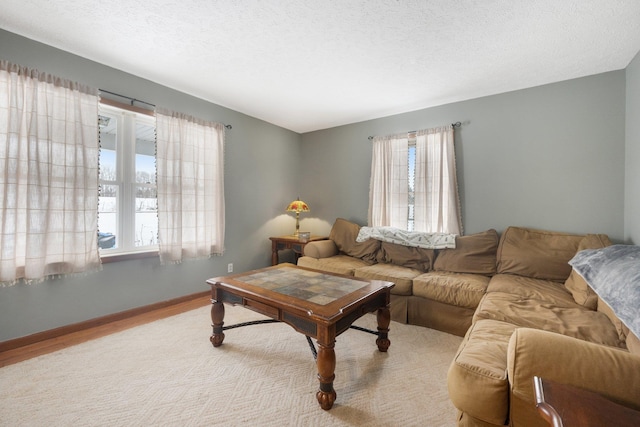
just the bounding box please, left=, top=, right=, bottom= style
left=269, top=235, right=327, bottom=265
left=207, top=264, right=395, bottom=410
left=534, top=376, right=640, bottom=427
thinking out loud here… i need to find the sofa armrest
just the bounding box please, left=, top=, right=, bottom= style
left=303, top=240, right=339, bottom=259
left=507, top=328, right=640, bottom=425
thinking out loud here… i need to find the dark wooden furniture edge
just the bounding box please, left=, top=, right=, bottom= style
left=534, top=376, right=640, bottom=427
left=0, top=290, right=209, bottom=353
left=534, top=376, right=563, bottom=427
left=269, top=235, right=328, bottom=265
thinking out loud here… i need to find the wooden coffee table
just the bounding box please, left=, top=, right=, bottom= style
left=206, top=263, right=395, bottom=410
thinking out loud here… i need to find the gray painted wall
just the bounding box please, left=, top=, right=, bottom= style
left=626, top=51, right=640, bottom=244
left=0, top=30, right=302, bottom=341
left=300, top=72, right=627, bottom=242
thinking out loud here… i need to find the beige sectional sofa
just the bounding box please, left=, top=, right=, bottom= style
left=298, top=218, right=640, bottom=426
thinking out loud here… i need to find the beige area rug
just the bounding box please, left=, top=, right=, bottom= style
left=0, top=304, right=463, bottom=426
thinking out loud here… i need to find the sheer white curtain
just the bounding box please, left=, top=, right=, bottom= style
left=0, top=61, right=101, bottom=285
left=155, top=109, right=225, bottom=264
left=414, top=126, right=462, bottom=235
left=368, top=133, right=409, bottom=228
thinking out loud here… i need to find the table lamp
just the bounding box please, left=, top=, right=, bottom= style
left=286, top=198, right=310, bottom=237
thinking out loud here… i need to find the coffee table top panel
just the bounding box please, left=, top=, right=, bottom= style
left=234, top=265, right=369, bottom=305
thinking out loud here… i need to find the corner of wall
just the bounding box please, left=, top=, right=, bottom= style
left=625, top=50, right=640, bottom=245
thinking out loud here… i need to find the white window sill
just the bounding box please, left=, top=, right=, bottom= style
left=100, top=249, right=159, bottom=264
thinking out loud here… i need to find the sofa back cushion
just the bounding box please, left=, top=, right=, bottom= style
left=329, top=218, right=380, bottom=262
left=433, top=229, right=499, bottom=275
left=564, top=234, right=612, bottom=310
left=598, top=297, right=629, bottom=343
left=496, top=226, right=583, bottom=282
left=376, top=241, right=435, bottom=272
left=569, top=244, right=640, bottom=343
left=627, top=331, right=640, bottom=355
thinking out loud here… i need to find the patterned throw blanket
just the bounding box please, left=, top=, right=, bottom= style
left=569, top=244, right=640, bottom=338
left=356, top=226, right=457, bottom=249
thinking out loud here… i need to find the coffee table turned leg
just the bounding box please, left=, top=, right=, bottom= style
left=316, top=341, right=337, bottom=410
left=376, top=305, right=391, bottom=352
left=210, top=300, right=225, bottom=347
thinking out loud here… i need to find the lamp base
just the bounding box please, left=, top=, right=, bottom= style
left=293, top=213, right=300, bottom=237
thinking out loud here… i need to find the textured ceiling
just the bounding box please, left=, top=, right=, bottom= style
left=1, top=0, right=640, bottom=133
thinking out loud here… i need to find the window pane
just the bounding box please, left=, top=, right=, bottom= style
left=136, top=122, right=156, bottom=184
left=408, top=145, right=416, bottom=231
left=99, top=115, right=117, bottom=181
left=98, top=184, right=118, bottom=250
left=135, top=186, right=157, bottom=247
left=408, top=146, right=416, bottom=192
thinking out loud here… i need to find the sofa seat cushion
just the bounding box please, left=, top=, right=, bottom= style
left=474, top=292, right=625, bottom=348
left=296, top=255, right=373, bottom=276
left=487, top=274, right=577, bottom=307
left=413, top=271, right=489, bottom=309
left=354, top=263, right=422, bottom=296
left=448, top=319, right=517, bottom=425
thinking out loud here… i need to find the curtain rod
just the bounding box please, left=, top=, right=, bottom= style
left=368, top=121, right=461, bottom=140
left=99, top=88, right=232, bottom=129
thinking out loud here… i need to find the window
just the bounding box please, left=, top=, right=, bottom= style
left=368, top=126, right=462, bottom=235
left=98, top=103, right=158, bottom=254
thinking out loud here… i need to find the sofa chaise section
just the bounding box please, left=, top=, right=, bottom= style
left=448, top=226, right=640, bottom=427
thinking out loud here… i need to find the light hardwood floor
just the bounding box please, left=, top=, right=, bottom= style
left=0, top=293, right=211, bottom=367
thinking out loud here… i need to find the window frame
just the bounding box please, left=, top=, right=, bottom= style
left=98, top=99, right=158, bottom=259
